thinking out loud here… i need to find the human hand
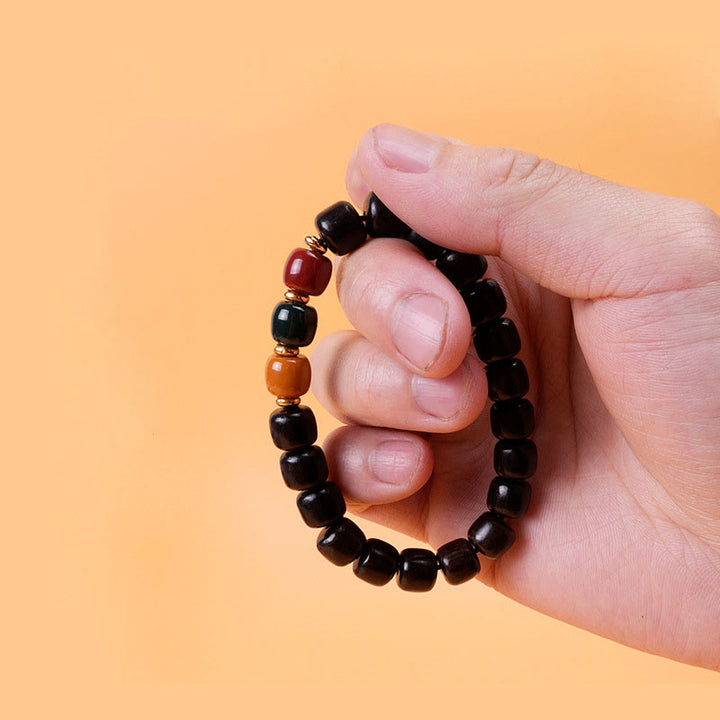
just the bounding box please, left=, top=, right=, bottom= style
left=311, top=124, right=720, bottom=670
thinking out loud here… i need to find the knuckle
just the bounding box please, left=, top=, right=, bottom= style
left=311, top=331, right=359, bottom=421
left=676, top=200, right=720, bottom=271
left=463, top=147, right=572, bottom=256
left=349, top=352, right=376, bottom=408
left=686, top=201, right=720, bottom=239
left=336, top=252, right=372, bottom=314
left=347, top=342, right=399, bottom=413
left=336, top=240, right=398, bottom=321
left=483, top=148, right=566, bottom=197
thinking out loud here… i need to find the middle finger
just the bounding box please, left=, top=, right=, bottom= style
left=312, top=330, right=487, bottom=432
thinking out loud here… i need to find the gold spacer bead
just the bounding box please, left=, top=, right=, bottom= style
left=284, top=289, right=309, bottom=304
left=274, top=344, right=299, bottom=357
left=276, top=396, right=301, bottom=406
left=304, top=235, right=327, bottom=255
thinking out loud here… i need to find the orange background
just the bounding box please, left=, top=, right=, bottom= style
left=1, top=0, right=719, bottom=714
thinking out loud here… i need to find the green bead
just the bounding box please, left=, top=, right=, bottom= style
left=271, top=302, right=318, bottom=347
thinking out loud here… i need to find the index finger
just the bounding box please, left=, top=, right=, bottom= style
left=336, top=236, right=472, bottom=378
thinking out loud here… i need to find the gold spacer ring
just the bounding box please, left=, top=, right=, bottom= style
left=304, top=235, right=327, bottom=255
left=276, top=396, right=301, bottom=407
left=284, top=289, right=309, bottom=304
left=274, top=344, right=299, bottom=357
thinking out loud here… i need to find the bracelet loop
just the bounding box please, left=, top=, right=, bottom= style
left=266, top=192, right=537, bottom=591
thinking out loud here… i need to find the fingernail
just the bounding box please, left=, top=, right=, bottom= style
left=370, top=440, right=420, bottom=485
left=372, top=124, right=443, bottom=174
left=412, top=364, right=470, bottom=420
left=392, top=293, right=447, bottom=371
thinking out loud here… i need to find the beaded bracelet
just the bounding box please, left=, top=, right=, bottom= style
left=266, top=194, right=537, bottom=592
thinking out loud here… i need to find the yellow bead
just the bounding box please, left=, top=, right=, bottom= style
left=265, top=353, right=311, bottom=398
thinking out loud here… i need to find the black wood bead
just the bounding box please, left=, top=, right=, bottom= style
left=468, top=511, right=516, bottom=558
left=396, top=548, right=438, bottom=592
left=485, top=358, right=529, bottom=401
left=315, top=201, right=367, bottom=256
left=436, top=538, right=480, bottom=585
left=364, top=193, right=410, bottom=238
left=494, top=439, right=538, bottom=479
left=353, top=538, right=399, bottom=586
left=461, top=279, right=507, bottom=327
left=269, top=405, right=318, bottom=450
left=490, top=398, right=535, bottom=439
left=473, top=317, right=521, bottom=363
left=487, top=477, right=532, bottom=519
left=271, top=301, right=318, bottom=347
left=297, top=481, right=346, bottom=528
left=435, top=251, right=488, bottom=289
left=279, top=445, right=328, bottom=490
left=316, top=518, right=366, bottom=566
left=404, top=229, right=444, bottom=260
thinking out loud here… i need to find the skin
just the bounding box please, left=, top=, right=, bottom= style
left=311, top=124, right=720, bottom=671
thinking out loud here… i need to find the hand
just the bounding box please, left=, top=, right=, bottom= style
left=311, top=124, right=720, bottom=670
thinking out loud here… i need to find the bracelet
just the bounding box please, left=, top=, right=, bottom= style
left=266, top=193, right=537, bottom=591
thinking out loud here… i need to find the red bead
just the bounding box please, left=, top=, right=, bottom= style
left=283, top=249, right=332, bottom=296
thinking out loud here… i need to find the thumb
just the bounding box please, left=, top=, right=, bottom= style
left=347, top=124, right=720, bottom=299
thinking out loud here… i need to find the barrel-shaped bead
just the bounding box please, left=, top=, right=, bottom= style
left=271, top=302, right=318, bottom=347
left=437, top=538, right=480, bottom=585
left=462, top=279, right=507, bottom=327
left=485, top=358, right=529, bottom=401
left=297, top=482, right=346, bottom=528
left=353, top=538, right=399, bottom=586
left=280, top=445, right=328, bottom=490
left=473, top=317, right=521, bottom=363
left=364, top=193, right=410, bottom=238
left=283, top=248, right=332, bottom=296
left=490, top=398, right=535, bottom=439
left=397, top=548, right=438, bottom=592
left=494, top=439, right=537, bottom=479
left=435, top=251, right=488, bottom=289
left=265, top=353, right=311, bottom=398
left=315, top=201, right=367, bottom=256
left=405, top=229, right=444, bottom=260
left=269, top=404, right=317, bottom=450
left=316, top=518, right=367, bottom=566
left=487, top=477, right=532, bottom=519
left=468, top=512, right=516, bottom=558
